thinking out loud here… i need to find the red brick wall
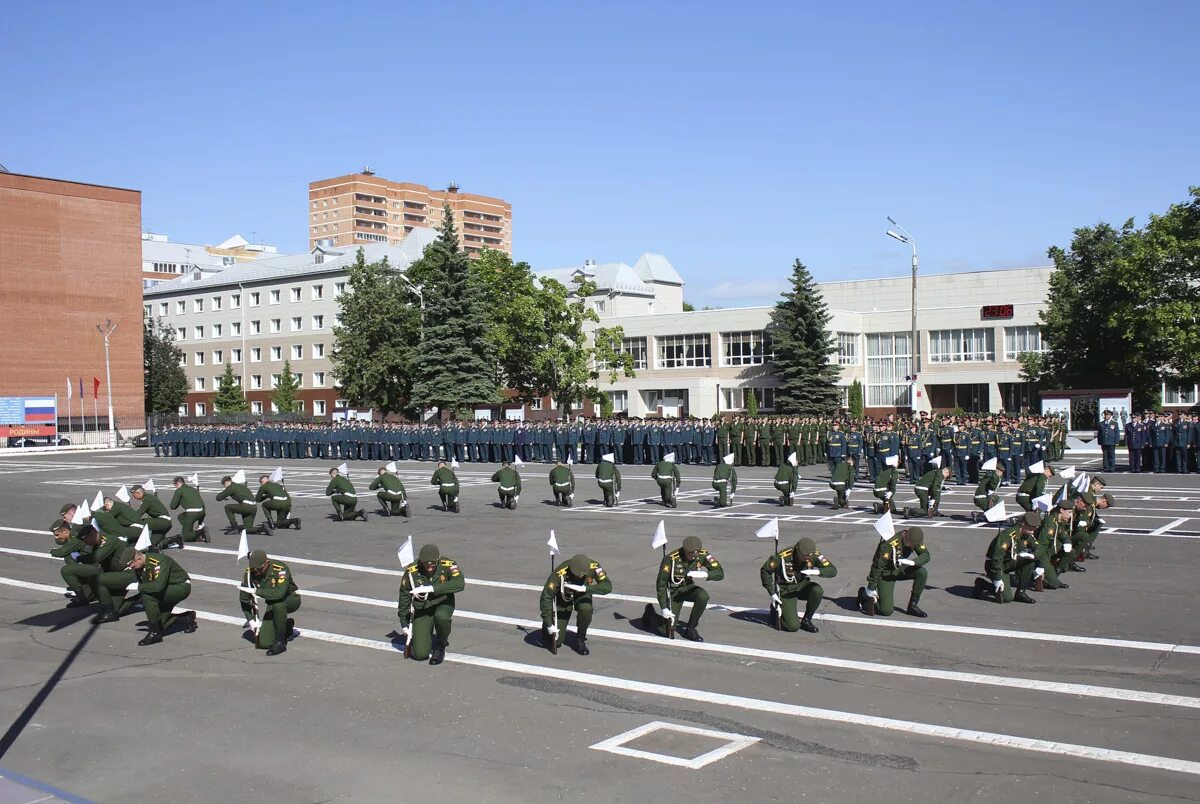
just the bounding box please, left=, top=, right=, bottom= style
left=0, top=173, right=144, bottom=426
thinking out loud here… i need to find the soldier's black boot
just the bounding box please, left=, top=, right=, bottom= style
left=906, top=599, right=927, bottom=618
left=574, top=635, right=590, bottom=655
left=430, top=639, right=445, bottom=666
left=291, top=517, right=302, bottom=530
left=680, top=623, right=703, bottom=642
left=1013, top=589, right=1037, bottom=604
left=180, top=611, right=198, bottom=633
left=266, top=640, right=287, bottom=656
left=138, top=630, right=163, bottom=646
left=285, top=618, right=296, bottom=640
left=93, top=610, right=120, bottom=624
left=972, top=577, right=988, bottom=600
left=66, top=596, right=92, bottom=608
left=799, top=617, right=819, bottom=633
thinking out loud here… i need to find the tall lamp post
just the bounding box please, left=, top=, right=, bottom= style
left=397, top=273, right=425, bottom=327
left=96, top=319, right=118, bottom=447
left=885, top=218, right=923, bottom=412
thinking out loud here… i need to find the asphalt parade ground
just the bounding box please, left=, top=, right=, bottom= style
left=0, top=450, right=1197, bottom=803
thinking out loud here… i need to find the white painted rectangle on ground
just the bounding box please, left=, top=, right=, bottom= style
left=589, top=720, right=760, bottom=769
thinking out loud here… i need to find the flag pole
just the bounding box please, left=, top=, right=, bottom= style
left=549, top=550, right=558, bottom=656
left=662, top=542, right=674, bottom=639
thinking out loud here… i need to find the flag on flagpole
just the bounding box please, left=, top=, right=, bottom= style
left=984, top=500, right=1007, bottom=522
left=133, top=525, right=152, bottom=551
left=66, top=377, right=72, bottom=400
left=269, top=467, right=283, bottom=483
left=873, top=510, right=894, bottom=541
left=1072, top=473, right=1089, bottom=493
left=547, top=530, right=560, bottom=556
left=91, top=490, right=104, bottom=511
left=450, top=457, right=459, bottom=469
left=651, top=520, right=667, bottom=550
left=1055, top=483, right=1068, bottom=503
left=143, top=478, right=156, bottom=493
left=514, top=455, right=524, bottom=467
left=93, top=377, right=100, bottom=400
left=187, top=472, right=199, bottom=489
left=1033, top=493, right=1053, bottom=512
left=336, top=462, right=349, bottom=476
left=754, top=519, right=779, bottom=540
left=237, top=529, right=250, bottom=562
left=1059, top=465, right=1077, bottom=479
left=397, top=535, right=414, bottom=567
left=232, top=469, right=246, bottom=485
left=116, top=484, right=131, bottom=503
left=385, top=461, right=397, bottom=473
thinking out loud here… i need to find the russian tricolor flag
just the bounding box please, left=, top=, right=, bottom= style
left=24, top=398, right=56, bottom=423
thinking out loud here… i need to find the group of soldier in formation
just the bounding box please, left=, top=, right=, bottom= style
left=46, top=423, right=1116, bottom=663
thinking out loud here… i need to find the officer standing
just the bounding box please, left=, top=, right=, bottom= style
left=540, top=553, right=612, bottom=655
left=761, top=538, right=835, bottom=633
left=240, top=549, right=301, bottom=656
left=858, top=526, right=930, bottom=618
left=1097, top=410, right=1120, bottom=473
left=644, top=535, right=723, bottom=641
left=398, top=544, right=463, bottom=665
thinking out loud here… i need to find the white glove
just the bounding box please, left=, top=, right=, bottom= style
left=563, top=582, right=587, bottom=593
left=898, top=558, right=916, bottom=567
left=412, top=584, right=435, bottom=596
left=993, top=579, right=1005, bottom=593
left=1062, top=543, right=1072, bottom=553
left=865, top=588, right=879, bottom=601
left=1034, top=567, right=1045, bottom=578
left=661, top=607, right=675, bottom=621
left=70, top=551, right=81, bottom=560
left=885, top=492, right=893, bottom=500
left=687, top=570, right=708, bottom=580
left=1018, top=551, right=1035, bottom=560
left=243, top=619, right=253, bottom=628
left=770, top=593, right=783, bottom=607
left=125, top=582, right=139, bottom=592
left=402, top=625, right=412, bottom=639
left=546, top=623, right=558, bottom=636
left=802, top=569, right=821, bottom=576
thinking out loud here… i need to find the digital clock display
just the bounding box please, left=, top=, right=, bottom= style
left=981, top=304, right=1014, bottom=319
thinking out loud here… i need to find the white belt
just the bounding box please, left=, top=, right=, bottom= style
left=184, top=508, right=204, bottom=513
left=553, top=482, right=571, bottom=488
left=874, top=487, right=889, bottom=493
left=973, top=494, right=989, bottom=499
left=271, top=496, right=289, bottom=502
left=1016, top=492, right=1030, bottom=498
left=713, top=479, right=727, bottom=485
left=440, top=483, right=456, bottom=489
left=500, top=486, right=515, bottom=492
left=597, top=478, right=613, bottom=485
left=831, top=482, right=845, bottom=488
left=155, top=514, right=171, bottom=520
left=335, top=493, right=357, bottom=498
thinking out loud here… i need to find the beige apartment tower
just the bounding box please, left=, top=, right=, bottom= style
left=308, top=170, right=511, bottom=255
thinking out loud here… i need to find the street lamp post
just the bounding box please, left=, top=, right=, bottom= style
left=96, top=319, right=118, bottom=447
left=397, top=273, right=425, bottom=327
left=885, top=218, right=922, bottom=412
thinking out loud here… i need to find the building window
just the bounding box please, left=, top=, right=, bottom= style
left=174, top=300, right=185, bottom=315
left=212, top=323, right=222, bottom=338
left=194, top=351, right=204, bottom=366
left=929, top=328, right=995, bottom=363
left=158, top=302, right=168, bottom=316
left=1003, top=326, right=1045, bottom=361
left=194, top=325, right=204, bottom=339
left=271, top=346, right=282, bottom=361
left=213, top=349, right=223, bottom=364
left=609, top=390, right=628, bottom=413
left=314, top=399, right=327, bottom=415
left=313, top=371, right=326, bottom=387
left=271, top=374, right=281, bottom=389
left=335, top=399, right=347, bottom=409
left=269, top=290, right=280, bottom=305
left=212, top=296, right=222, bottom=311
left=312, top=284, right=324, bottom=300
left=250, top=321, right=261, bottom=335
left=335, top=282, right=346, bottom=296
left=194, top=299, right=204, bottom=313
left=313, top=343, right=325, bottom=358
left=270, top=319, right=281, bottom=333
left=250, top=374, right=263, bottom=390
left=720, top=331, right=775, bottom=366
left=599, top=337, right=647, bottom=371
left=836, top=333, right=860, bottom=366
left=250, top=347, right=261, bottom=362
left=194, top=402, right=206, bottom=416
left=312, top=314, right=325, bottom=330
left=143, top=304, right=152, bottom=319
left=290, top=287, right=302, bottom=302
left=721, top=387, right=775, bottom=411
left=231, top=293, right=241, bottom=309
left=655, top=334, right=711, bottom=369
left=231, top=348, right=242, bottom=363
left=529, top=398, right=543, bottom=411
left=250, top=292, right=260, bottom=307
left=251, top=401, right=263, bottom=414
left=866, top=333, right=913, bottom=407
left=290, top=316, right=302, bottom=331
left=594, top=299, right=605, bottom=313
left=292, top=371, right=302, bottom=388
left=231, top=321, right=241, bottom=336
left=195, top=377, right=206, bottom=391
left=178, top=404, right=187, bottom=416
left=176, top=327, right=186, bottom=341
left=1164, top=382, right=1197, bottom=405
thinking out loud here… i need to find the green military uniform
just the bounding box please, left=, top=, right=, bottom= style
left=169, top=482, right=208, bottom=542
left=131, top=550, right=194, bottom=637
left=649, top=537, right=723, bottom=640
left=873, top=464, right=900, bottom=514
left=861, top=528, right=930, bottom=617
left=829, top=459, right=855, bottom=508
left=773, top=462, right=799, bottom=505
left=595, top=460, right=622, bottom=506
left=1036, top=501, right=1074, bottom=589
left=92, top=533, right=139, bottom=621
left=135, top=490, right=174, bottom=548
left=1072, top=492, right=1110, bottom=559
left=430, top=465, right=460, bottom=512
left=369, top=469, right=408, bottom=516
left=651, top=459, right=681, bottom=508
left=256, top=480, right=300, bottom=529
left=711, top=461, right=737, bottom=507
left=52, top=522, right=96, bottom=604
left=216, top=479, right=259, bottom=532
left=979, top=517, right=1038, bottom=603
left=92, top=502, right=143, bottom=541
left=1016, top=467, right=1049, bottom=512
left=398, top=546, right=464, bottom=663
left=491, top=465, right=522, bottom=509
left=240, top=553, right=301, bottom=651
left=908, top=467, right=946, bottom=518
left=760, top=539, right=836, bottom=633
left=325, top=472, right=365, bottom=521
left=549, top=464, right=575, bottom=506
left=540, top=554, right=612, bottom=654
left=973, top=469, right=1003, bottom=517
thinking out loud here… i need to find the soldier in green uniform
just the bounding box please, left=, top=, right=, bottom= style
left=88, top=526, right=140, bottom=622
left=325, top=467, right=367, bottom=521
left=398, top=544, right=463, bottom=665
left=972, top=457, right=1004, bottom=521
left=857, top=526, right=930, bottom=618
left=370, top=466, right=409, bottom=517
left=1072, top=491, right=1112, bottom=561
left=52, top=520, right=96, bottom=606
left=430, top=461, right=460, bottom=512
left=240, top=549, right=301, bottom=655
left=595, top=452, right=622, bottom=506
left=131, top=485, right=177, bottom=550
left=491, top=461, right=522, bottom=510
left=873, top=455, right=901, bottom=514
left=829, top=458, right=855, bottom=509
left=1015, top=460, right=1053, bottom=512
left=730, top=418, right=745, bottom=466
left=651, top=453, right=681, bottom=508
left=548, top=459, right=576, bottom=506
left=1035, top=499, right=1075, bottom=589
left=540, top=553, right=612, bottom=655
left=716, top=419, right=731, bottom=463
left=121, top=546, right=197, bottom=645
left=92, top=496, right=143, bottom=541
left=773, top=453, right=799, bottom=506
left=906, top=462, right=949, bottom=519
left=761, top=537, right=836, bottom=633
left=643, top=535, right=724, bottom=641
left=169, top=476, right=209, bottom=543
left=975, top=512, right=1038, bottom=603
left=711, top=453, right=737, bottom=507
left=216, top=475, right=261, bottom=534
left=256, top=474, right=302, bottom=530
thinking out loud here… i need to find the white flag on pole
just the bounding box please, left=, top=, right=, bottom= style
left=1072, top=473, right=1090, bottom=493
left=873, top=510, right=894, bottom=541
left=187, top=472, right=200, bottom=489
left=116, top=484, right=131, bottom=503
left=237, top=529, right=250, bottom=563
left=984, top=500, right=1007, bottom=522
left=143, top=478, right=156, bottom=493
left=651, top=520, right=667, bottom=550
left=336, top=462, right=349, bottom=476
left=754, top=518, right=780, bottom=540
left=1055, top=483, right=1068, bottom=503
left=397, top=535, right=414, bottom=567
left=567, top=456, right=574, bottom=465
left=385, top=461, right=397, bottom=473
left=1059, top=465, right=1076, bottom=480
left=547, top=529, right=560, bottom=556
left=232, top=469, right=247, bottom=485
left=450, top=457, right=459, bottom=469
left=1033, top=493, right=1053, bottom=512
left=514, top=455, right=524, bottom=467
left=269, top=467, right=284, bottom=483
left=133, top=525, right=152, bottom=551
left=91, top=490, right=104, bottom=512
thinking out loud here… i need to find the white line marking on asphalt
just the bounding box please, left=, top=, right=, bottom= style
left=4, top=547, right=1199, bottom=709
left=1, top=574, right=1198, bottom=777
left=589, top=721, right=760, bottom=768
left=1151, top=518, right=1189, bottom=536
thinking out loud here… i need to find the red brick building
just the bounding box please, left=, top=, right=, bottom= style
left=0, top=172, right=144, bottom=429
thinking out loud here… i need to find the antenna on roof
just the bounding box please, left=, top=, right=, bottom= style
left=447, top=182, right=459, bottom=193
left=0, top=162, right=9, bottom=173
left=362, top=165, right=374, bottom=176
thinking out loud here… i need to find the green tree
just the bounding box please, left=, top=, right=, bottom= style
left=331, top=248, right=422, bottom=417
left=143, top=319, right=188, bottom=416
left=272, top=359, right=302, bottom=414
left=410, top=207, right=499, bottom=417
left=848, top=379, right=864, bottom=418
left=1040, top=187, right=1200, bottom=408
left=599, top=392, right=614, bottom=418
left=470, top=249, right=545, bottom=396
left=682, top=301, right=695, bottom=312
left=746, top=388, right=759, bottom=417
left=769, top=259, right=841, bottom=414
left=213, top=362, right=248, bottom=413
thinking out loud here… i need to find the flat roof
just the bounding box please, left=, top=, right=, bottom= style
left=0, top=170, right=140, bottom=196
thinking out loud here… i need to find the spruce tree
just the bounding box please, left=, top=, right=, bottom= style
left=213, top=362, right=248, bottom=413
left=410, top=206, right=498, bottom=417
left=770, top=259, right=841, bottom=415
left=272, top=359, right=302, bottom=414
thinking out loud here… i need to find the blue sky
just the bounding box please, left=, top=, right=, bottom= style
left=3, top=2, right=1196, bottom=307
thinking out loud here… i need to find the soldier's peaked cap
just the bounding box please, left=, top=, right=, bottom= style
left=681, top=535, right=702, bottom=553
left=418, top=544, right=440, bottom=563
left=249, top=549, right=268, bottom=566
left=794, top=537, right=817, bottom=556
left=568, top=554, right=590, bottom=576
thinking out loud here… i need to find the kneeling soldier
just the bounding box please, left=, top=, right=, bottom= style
left=1036, top=498, right=1075, bottom=589
left=873, top=456, right=901, bottom=514
left=326, top=466, right=366, bottom=521
left=1015, top=460, right=1053, bottom=512
left=216, top=475, right=260, bottom=534
left=240, top=549, right=301, bottom=656
left=370, top=466, right=409, bottom=517
left=774, top=455, right=799, bottom=506
left=170, top=476, right=209, bottom=543
left=132, top=484, right=177, bottom=550
left=976, top=512, right=1039, bottom=603
left=829, top=459, right=855, bottom=509
left=1073, top=491, right=1112, bottom=561
left=858, top=526, right=929, bottom=618
left=51, top=519, right=95, bottom=606
left=651, top=455, right=681, bottom=508
left=541, top=553, right=612, bottom=655
left=906, top=464, right=949, bottom=519
left=595, top=454, right=622, bottom=506
left=711, top=454, right=737, bottom=507
left=430, top=461, right=460, bottom=512
left=398, top=544, right=463, bottom=665
left=645, top=535, right=723, bottom=641
left=549, top=459, right=576, bottom=506
left=121, top=546, right=197, bottom=645
left=256, top=475, right=301, bottom=530
left=491, top=461, right=522, bottom=510
left=973, top=458, right=1004, bottom=522
left=761, top=538, right=836, bottom=634
left=92, top=527, right=141, bottom=624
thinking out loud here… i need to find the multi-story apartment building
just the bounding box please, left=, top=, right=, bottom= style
left=142, top=233, right=290, bottom=285
left=308, top=170, right=511, bottom=255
